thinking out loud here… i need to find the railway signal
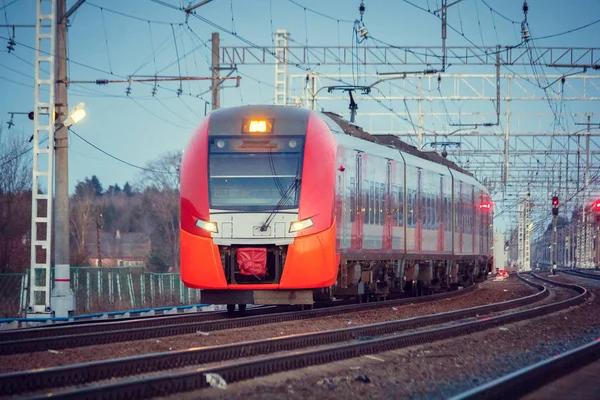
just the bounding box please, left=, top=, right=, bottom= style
left=592, top=199, right=600, bottom=223
left=550, top=195, right=559, bottom=275
left=479, top=201, right=492, bottom=211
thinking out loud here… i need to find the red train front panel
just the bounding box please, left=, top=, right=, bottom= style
left=180, top=106, right=339, bottom=291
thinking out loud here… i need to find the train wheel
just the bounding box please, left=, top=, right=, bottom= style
left=238, top=304, right=247, bottom=312
left=227, top=304, right=236, bottom=314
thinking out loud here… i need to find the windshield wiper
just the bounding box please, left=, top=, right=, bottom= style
left=259, top=177, right=301, bottom=232
left=260, top=156, right=302, bottom=232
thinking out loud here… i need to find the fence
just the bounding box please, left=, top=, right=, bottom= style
left=0, top=273, right=27, bottom=318
left=0, top=266, right=202, bottom=318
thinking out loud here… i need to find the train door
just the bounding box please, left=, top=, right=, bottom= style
left=384, top=160, right=393, bottom=251
left=352, top=153, right=364, bottom=249
left=439, top=175, right=444, bottom=252
left=416, top=168, right=423, bottom=252
left=336, top=161, right=346, bottom=249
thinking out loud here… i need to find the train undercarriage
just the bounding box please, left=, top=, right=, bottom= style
left=319, top=257, right=491, bottom=302
left=201, top=244, right=492, bottom=312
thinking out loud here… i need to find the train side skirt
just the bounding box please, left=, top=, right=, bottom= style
left=200, top=289, right=313, bottom=305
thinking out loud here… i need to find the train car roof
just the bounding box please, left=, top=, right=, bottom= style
left=321, top=111, right=475, bottom=178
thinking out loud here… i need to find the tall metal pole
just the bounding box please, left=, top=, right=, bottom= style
left=211, top=32, right=220, bottom=110
left=417, top=78, right=423, bottom=149
left=551, top=213, right=557, bottom=275
left=503, top=77, right=511, bottom=195
left=28, top=0, right=57, bottom=318
left=440, top=0, right=447, bottom=71
left=51, top=0, right=75, bottom=318
left=596, top=224, right=600, bottom=270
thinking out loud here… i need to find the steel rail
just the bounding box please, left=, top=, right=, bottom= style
left=560, top=269, right=600, bottom=281
left=0, top=306, right=278, bottom=342
left=449, top=337, right=600, bottom=399
left=22, top=273, right=586, bottom=400
left=0, top=284, right=477, bottom=355
left=0, top=277, right=546, bottom=396
left=1, top=305, right=271, bottom=329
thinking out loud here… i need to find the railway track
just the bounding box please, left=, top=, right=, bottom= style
left=0, top=285, right=477, bottom=355
left=0, top=306, right=274, bottom=342
left=450, top=333, right=600, bottom=399
left=559, top=269, right=600, bottom=281
left=0, top=274, right=561, bottom=398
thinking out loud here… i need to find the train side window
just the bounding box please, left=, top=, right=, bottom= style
left=398, top=186, right=404, bottom=226
left=431, top=194, right=435, bottom=230
left=413, top=189, right=417, bottom=228
left=407, top=189, right=414, bottom=227
left=428, top=194, right=433, bottom=230
left=380, top=182, right=385, bottom=226
left=430, top=193, right=435, bottom=229
left=370, top=181, right=375, bottom=225
left=350, top=177, right=355, bottom=223
left=446, top=195, right=451, bottom=231
left=430, top=194, right=434, bottom=229
left=374, top=183, right=379, bottom=226
left=424, top=193, right=429, bottom=230
left=392, top=186, right=398, bottom=225
left=420, top=196, right=424, bottom=229
left=364, top=180, right=370, bottom=224
left=434, top=193, right=438, bottom=229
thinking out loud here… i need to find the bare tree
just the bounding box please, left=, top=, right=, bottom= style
left=137, top=151, right=181, bottom=271
left=69, top=180, right=95, bottom=266
left=0, top=125, right=32, bottom=272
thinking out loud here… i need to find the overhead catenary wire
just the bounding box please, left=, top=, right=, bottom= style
left=86, top=2, right=181, bottom=24
left=0, top=33, right=212, bottom=101
left=69, top=128, right=175, bottom=175
left=170, top=23, right=183, bottom=95
left=99, top=7, right=113, bottom=74
left=0, top=0, right=20, bottom=12
left=285, top=0, right=354, bottom=24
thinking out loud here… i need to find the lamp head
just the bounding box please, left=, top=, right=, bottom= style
left=63, top=102, right=86, bottom=127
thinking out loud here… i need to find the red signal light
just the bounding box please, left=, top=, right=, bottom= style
left=552, top=196, right=559, bottom=207
left=479, top=202, right=492, bottom=210
left=593, top=199, right=600, bottom=211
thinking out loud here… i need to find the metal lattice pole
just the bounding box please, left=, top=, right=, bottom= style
left=27, top=0, right=56, bottom=318
left=274, top=30, right=289, bottom=105
left=518, top=192, right=531, bottom=271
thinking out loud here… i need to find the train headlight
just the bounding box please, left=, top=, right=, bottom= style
left=196, top=218, right=218, bottom=233
left=289, top=218, right=314, bottom=233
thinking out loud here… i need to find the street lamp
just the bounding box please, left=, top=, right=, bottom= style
left=63, top=102, right=85, bottom=128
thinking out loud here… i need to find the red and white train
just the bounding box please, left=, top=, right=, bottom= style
left=180, top=105, right=493, bottom=311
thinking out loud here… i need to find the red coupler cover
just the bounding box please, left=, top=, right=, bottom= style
left=237, top=248, right=267, bottom=276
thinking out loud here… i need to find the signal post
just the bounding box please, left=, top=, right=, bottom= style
left=550, top=196, right=559, bottom=276
left=593, top=200, right=600, bottom=270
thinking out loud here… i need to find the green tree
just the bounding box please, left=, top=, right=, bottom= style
left=123, top=182, right=134, bottom=198
left=106, top=184, right=122, bottom=196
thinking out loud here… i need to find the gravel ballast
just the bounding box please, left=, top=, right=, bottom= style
left=0, top=279, right=535, bottom=373
left=176, top=277, right=599, bottom=400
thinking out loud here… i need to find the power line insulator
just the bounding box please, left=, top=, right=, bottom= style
left=7, top=37, right=16, bottom=53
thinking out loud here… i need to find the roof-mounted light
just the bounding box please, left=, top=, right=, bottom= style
left=243, top=119, right=273, bottom=134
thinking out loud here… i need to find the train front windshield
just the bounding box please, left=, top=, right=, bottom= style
left=208, top=137, right=304, bottom=210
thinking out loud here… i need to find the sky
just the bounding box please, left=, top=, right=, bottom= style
left=1, top=0, right=599, bottom=233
